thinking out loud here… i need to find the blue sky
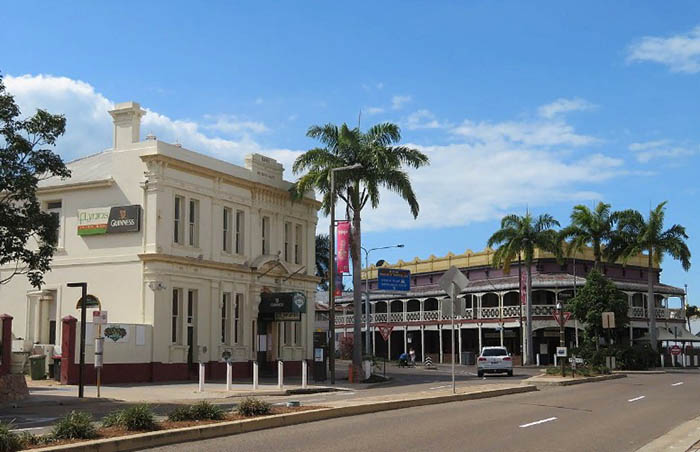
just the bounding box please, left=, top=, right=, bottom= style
left=2, top=2, right=700, bottom=303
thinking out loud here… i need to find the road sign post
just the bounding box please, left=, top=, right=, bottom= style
left=438, top=266, right=469, bottom=394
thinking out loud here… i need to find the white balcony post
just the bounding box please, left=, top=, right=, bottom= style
left=498, top=293, right=504, bottom=319
left=420, top=299, right=424, bottom=321
left=458, top=325, right=463, bottom=364
left=478, top=323, right=483, bottom=353
left=439, top=325, right=444, bottom=364
left=500, top=323, right=504, bottom=347
left=403, top=327, right=408, bottom=355
left=403, top=300, right=407, bottom=322
left=421, top=325, right=425, bottom=363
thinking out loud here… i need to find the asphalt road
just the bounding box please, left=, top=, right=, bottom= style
left=145, top=372, right=700, bottom=452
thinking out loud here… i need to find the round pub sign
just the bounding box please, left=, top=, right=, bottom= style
left=76, top=294, right=101, bottom=309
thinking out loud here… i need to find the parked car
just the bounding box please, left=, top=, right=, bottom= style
left=477, top=346, right=513, bottom=377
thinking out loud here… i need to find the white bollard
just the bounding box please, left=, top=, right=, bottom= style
left=536, top=354, right=540, bottom=367
left=660, top=354, right=664, bottom=368
left=302, top=360, right=308, bottom=389
left=278, top=360, right=284, bottom=389
left=198, top=362, right=205, bottom=393
left=554, top=355, right=557, bottom=367
left=252, top=361, right=259, bottom=390
left=226, top=362, right=232, bottom=391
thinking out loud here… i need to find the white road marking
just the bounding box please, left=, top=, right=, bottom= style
left=429, top=385, right=451, bottom=390
left=671, top=382, right=684, bottom=386
left=519, top=417, right=557, bottom=428
left=628, top=396, right=646, bottom=402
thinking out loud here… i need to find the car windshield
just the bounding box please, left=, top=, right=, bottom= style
left=482, top=348, right=508, bottom=356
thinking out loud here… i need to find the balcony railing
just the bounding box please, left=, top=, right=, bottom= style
left=333, top=306, right=684, bottom=325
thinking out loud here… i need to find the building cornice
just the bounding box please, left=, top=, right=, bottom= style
left=140, top=154, right=321, bottom=210
left=37, top=178, right=115, bottom=195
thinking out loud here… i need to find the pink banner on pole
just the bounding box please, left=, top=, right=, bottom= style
left=520, top=271, right=527, bottom=305
left=336, top=221, right=350, bottom=273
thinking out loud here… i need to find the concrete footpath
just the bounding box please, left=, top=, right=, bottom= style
left=29, top=383, right=535, bottom=452
left=635, top=414, right=700, bottom=452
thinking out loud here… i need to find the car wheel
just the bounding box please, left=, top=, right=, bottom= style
left=477, top=370, right=484, bottom=378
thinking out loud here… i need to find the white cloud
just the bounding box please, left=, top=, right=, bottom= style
left=628, top=25, right=700, bottom=73
left=629, top=140, right=697, bottom=163
left=538, top=98, right=595, bottom=118
left=203, top=114, right=269, bottom=134
left=391, top=95, right=412, bottom=110
left=4, top=74, right=302, bottom=180
left=451, top=119, right=597, bottom=147
left=365, top=106, right=384, bottom=115
left=404, top=109, right=448, bottom=130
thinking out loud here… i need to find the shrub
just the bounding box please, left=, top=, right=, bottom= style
left=0, top=422, right=22, bottom=452
left=167, top=402, right=225, bottom=422
left=51, top=411, right=97, bottom=440
left=102, top=404, right=157, bottom=431
left=237, top=398, right=271, bottom=417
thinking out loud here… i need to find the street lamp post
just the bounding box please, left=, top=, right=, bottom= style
left=328, top=163, right=362, bottom=385
left=362, top=244, right=404, bottom=357
left=556, top=301, right=565, bottom=377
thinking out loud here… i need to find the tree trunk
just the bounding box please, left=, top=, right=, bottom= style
left=350, top=197, right=363, bottom=379
left=593, top=239, right=600, bottom=270
left=526, top=263, right=534, bottom=365
left=648, top=250, right=657, bottom=351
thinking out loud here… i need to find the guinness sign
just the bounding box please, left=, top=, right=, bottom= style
left=77, top=205, right=141, bottom=235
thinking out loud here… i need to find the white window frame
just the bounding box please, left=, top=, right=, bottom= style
left=188, top=199, right=200, bottom=247
left=223, top=207, right=232, bottom=253
left=174, top=196, right=184, bottom=244
left=171, top=288, right=182, bottom=344
left=234, top=293, right=242, bottom=344
left=235, top=210, right=244, bottom=254
left=221, top=292, right=231, bottom=344
left=294, top=224, right=303, bottom=265
left=261, top=215, right=270, bottom=255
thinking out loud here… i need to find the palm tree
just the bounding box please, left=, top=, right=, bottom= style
left=559, top=202, right=615, bottom=269
left=292, top=122, right=429, bottom=373
left=488, top=212, right=560, bottom=364
left=315, top=234, right=330, bottom=291
left=607, top=202, right=691, bottom=351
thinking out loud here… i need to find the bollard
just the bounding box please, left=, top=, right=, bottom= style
left=278, top=360, right=284, bottom=389
left=302, top=360, right=308, bottom=389
left=226, top=362, right=232, bottom=391
left=252, top=361, right=259, bottom=390
left=536, top=354, right=540, bottom=367
left=198, top=362, right=205, bottom=393
left=660, top=354, right=665, bottom=368
left=554, top=355, right=557, bottom=367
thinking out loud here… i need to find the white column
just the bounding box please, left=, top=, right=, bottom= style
left=198, top=362, right=205, bottom=393
left=302, top=360, right=308, bottom=389
left=33, top=298, right=42, bottom=343
left=226, top=362, right=232, bottom=391
left=252, top=361, right=259, bottom=390
left=458, top=325, right=463, bottom=364
left=278, top=360, right=284, bottom=389
left=500, top=323, right=504, bottom=347
left=420, top=299, right=424, bottom=321
left=478, top=323, right=483, bottom=353
left=439, top=325, right=444, bottom=364
left=403, top=327, right=408, bottom=355
left=372, top=325, right=376, bottom=356
left=421, top=325, right=425, bottom=363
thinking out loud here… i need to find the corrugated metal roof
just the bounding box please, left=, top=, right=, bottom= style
left=39, top=150, right=113, bottom=188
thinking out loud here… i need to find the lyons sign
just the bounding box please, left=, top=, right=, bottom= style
left=77, top=205, right=141, bottom=236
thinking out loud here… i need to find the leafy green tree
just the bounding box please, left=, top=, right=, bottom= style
left=487, top=212, right=560, bottom=364
left=559, top=202, right=615, bottom=269
left=0, top=74, right=70, bottom=288
left=315, top=233, right=330, bottom=290
left=607, top=202, right=691, bottom=350
left=292, top=122, right=428, bottom=372
left=567, top=269, right=629, bottom=347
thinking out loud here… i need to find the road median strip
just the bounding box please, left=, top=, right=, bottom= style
left=522, top=373, right=625, bottom=387
left=28, top=385, right=536, bottom=452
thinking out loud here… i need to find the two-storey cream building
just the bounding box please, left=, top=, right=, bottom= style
left=0, top=102, right=320, bottom=383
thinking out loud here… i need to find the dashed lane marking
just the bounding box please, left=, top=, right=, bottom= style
left=519, top=417, right=557, bottom=428
left=628, top=396, right=646, bottom=402
left=671, top=382, right=684, bottom=386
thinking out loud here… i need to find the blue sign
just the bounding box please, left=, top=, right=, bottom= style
left=377, top=268, right=411, bottom=291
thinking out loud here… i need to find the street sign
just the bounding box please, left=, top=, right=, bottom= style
left=552, top=311, right=572, bottom=326
left=602, top=311, right=616, bottom=329
left=556, top=347, right=567, bottom=357
left=377, top=268, right=411, bottom=291
left=670, top=345, right=682, bottom=356
left=378, top=324, right=394, bottom=341
left=438, top=266, right=469, bottom=298
left=568, top=357, right=584, bottom=364
left=76, top=294, right=101, bottom=309
left=92, top=310, right=108, bottom=324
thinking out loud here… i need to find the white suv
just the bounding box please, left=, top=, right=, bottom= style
left=477, top=346, right=513, bottom=377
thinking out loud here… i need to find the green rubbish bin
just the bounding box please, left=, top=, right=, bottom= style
left=29, top=354, right=47, bottom=380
